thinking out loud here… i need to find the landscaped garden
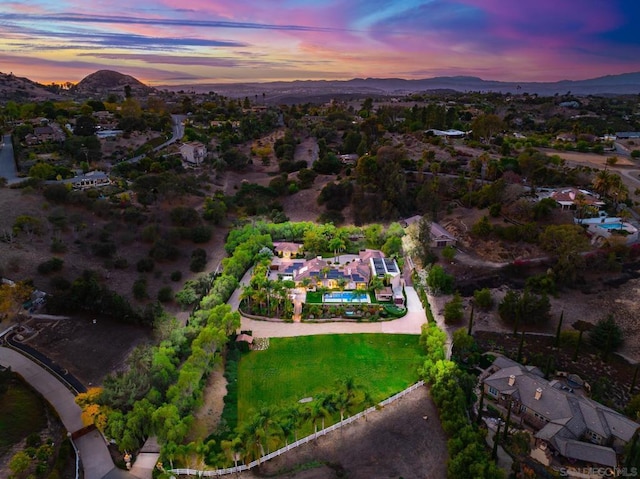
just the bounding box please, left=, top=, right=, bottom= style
left=237, top=333, right=422, bottom=425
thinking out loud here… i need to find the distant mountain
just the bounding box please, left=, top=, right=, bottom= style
left=163, top=72, right=640, bottom=101
left=73, top=70, right=156, bottom=98
left=0, top=71, right=60, bottom=102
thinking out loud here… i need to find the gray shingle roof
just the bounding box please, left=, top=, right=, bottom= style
left=485, top=358, right=639, bottom=460
left=553, top=437, right=617, bottom=468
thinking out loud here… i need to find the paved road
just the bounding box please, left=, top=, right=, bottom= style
left=124, top=114, right=185, bottom=163
left=0, top=134, right=19, bottom=182
left=0, top=347, right=133, bottom=479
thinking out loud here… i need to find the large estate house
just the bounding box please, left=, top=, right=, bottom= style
left=270, top=246, right=404, bottom=305
left=482, top=357, right=639, bottom=469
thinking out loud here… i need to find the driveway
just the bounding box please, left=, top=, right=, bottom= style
left=0, top=134, right=19, bottom=183
left=238, top=284, right=427, bottom=338
left=0, top=347, right=133, bottom=479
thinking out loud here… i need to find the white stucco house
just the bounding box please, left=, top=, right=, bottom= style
left=179, top=141, right=207, bottom=167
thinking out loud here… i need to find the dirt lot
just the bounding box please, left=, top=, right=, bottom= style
left=21, top=314, right=154, bottom=385
left=240, top=385, right=448, bottom=479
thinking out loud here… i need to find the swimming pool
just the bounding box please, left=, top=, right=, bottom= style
left=323, top=291, right=371, bottom=303
left=598, top=223, right=625, bottom=229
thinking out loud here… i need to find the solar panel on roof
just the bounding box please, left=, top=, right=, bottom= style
left=384, top=258, right=399, bottom=273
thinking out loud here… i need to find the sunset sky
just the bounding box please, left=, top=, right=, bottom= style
left=1, top=0, right=639, bottom=86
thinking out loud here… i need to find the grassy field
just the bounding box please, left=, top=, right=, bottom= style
left=0, top=376, right=47, bottom=453
left=237, top=334, right=422, bottom=423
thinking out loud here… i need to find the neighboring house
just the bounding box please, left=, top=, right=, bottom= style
left=559, top=101, right=580, bottom=108
left=400, top=217, right=457, bottom=249
left=555, top=133, right=576, bottom=142
left=179, top=141, right=207, bottom=167
left=96, top=129, right=123, bottom=139
left=549, top=187, right=604, bottom=211
left=482, top=357, right=639, bottom=469
left=66, top=171, right=111, bottom=190
left=211, top=120, right=240, bottom=129
left=273, top=242, right=302, bottom=259
left=430, top=223, right=457, bottom=248
left=616, top=132, right=640, bottom=139
left=25, top=125, right=64, bottom=145
left=338, top=154, right=359, bottom=164
left=425, top=128, right=467, bottom=138
left=400, top=215, right=423, bottom=228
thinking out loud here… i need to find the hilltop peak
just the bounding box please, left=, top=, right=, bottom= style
left=73, top=70, right=156, bottom=97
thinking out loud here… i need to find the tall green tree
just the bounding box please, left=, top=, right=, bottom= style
left=589, top=314, right=623, bottom=358
left=539, top=224, right=589, bottom=284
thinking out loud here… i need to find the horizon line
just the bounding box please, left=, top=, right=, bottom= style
left=4, top=69, right=640, bottom=89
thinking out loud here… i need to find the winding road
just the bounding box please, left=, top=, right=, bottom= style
left=123, top=114, right=185, bottom=163
left=0, top=134, right=19, bottom=184
left=0, top=346, right=135, bottom=479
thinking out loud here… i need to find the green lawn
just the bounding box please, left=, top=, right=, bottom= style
left=0, top=376, right=47, bottom=453
left=237, top=334, right=422, bottom=423
left=306, top=291, right=323, bottom=303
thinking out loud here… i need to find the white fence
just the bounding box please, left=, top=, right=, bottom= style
left=168, top=380, right=425, bottom=477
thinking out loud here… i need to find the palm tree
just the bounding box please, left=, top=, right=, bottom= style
left=161, top=441, right=178, bottom=470
left=329, top=236, right=346, bottom=262
left=239, top=416, right=266, bottom=462
left=574, top=193, right=588, bottom=224
left=619, top=207, right=633, bottom=233
left=255, top=406, right=281, bottom=453
left=609, top=174, right=628, bottom=210
left=220, top=437, right=243, bottom=468
left=334, top=392, right=350, bottom=423
left=370, top=276, right=385, bottom=299
left=301, top=277, right=312, bottom=291
left=592, top=168, right=614, bottom=199
left=240, top=284, right=254, bottom=312
left=253, top=288, right=267, bottom=315
left=278, top=408, right=299, bottom=445
left=310, top=393, right=335, bottom=433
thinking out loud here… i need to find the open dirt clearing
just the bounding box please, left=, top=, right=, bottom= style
left=541, top=148, right=636, bottom=168
left=240, top=385, right=447, bottom=479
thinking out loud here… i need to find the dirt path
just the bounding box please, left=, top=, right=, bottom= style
left=240, top=385, right=447, bottom=479
left=187, top=362, right=227, bottom=441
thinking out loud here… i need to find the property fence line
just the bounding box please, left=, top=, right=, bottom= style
left=168, top=380, right=425, bottom=477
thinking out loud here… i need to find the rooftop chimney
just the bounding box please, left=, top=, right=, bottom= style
left=535, top=388, right=542, bottom=400
left=508, top=375, right=516, bottom=386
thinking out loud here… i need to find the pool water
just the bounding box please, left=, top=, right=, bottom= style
left=323, top=291, right=371, bottom=303
left=598, top=223, right=625, bottom=229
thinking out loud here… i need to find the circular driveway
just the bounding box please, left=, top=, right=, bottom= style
left=239, top=286, right=427, bottom=338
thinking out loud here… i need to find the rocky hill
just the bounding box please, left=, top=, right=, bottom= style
left=0, top=72, right=61, bottom=102
left=72, top=70, right=156, bottom=99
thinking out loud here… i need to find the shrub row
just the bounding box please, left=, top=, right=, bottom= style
left=415, top=282, right=505, bottom=479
